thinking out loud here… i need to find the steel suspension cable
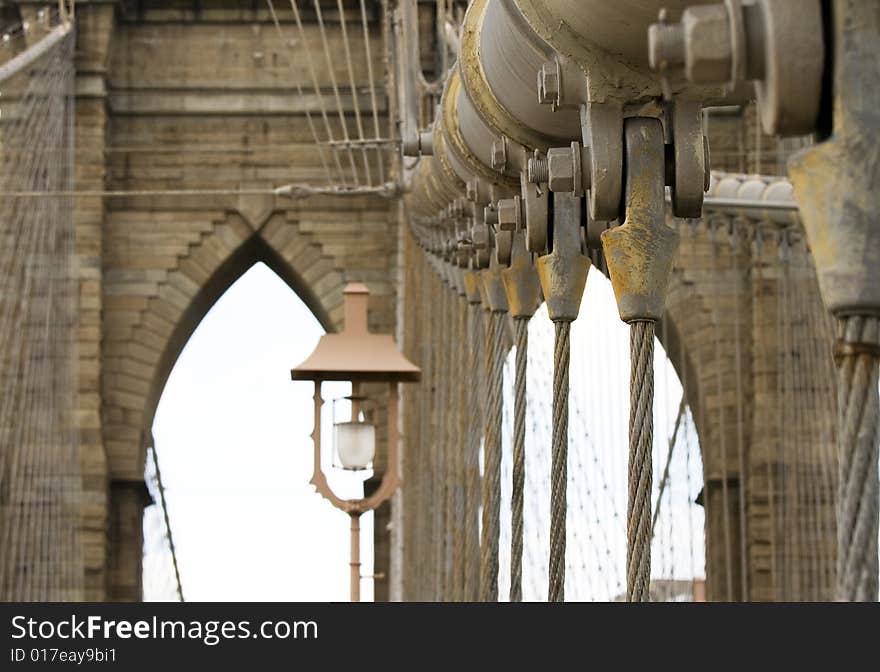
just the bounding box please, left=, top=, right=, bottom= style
left=509, top=317, right=528, bottom=602
left=441, top=283, right=457, bottom=599
left=730, top=220, right=749, bottom=600
left=452, top=294, right=468, bottom=600
left=480, top=309, right=504, bottom=601
left=464, top=300, right=483, bottom=600
left=710, top=223, right=734, bottom=601
left=627, top=320, right=655, bottom=601
left=651, top=395, right=687, bottom=537
left=834, top=314, right=880, bottom=601
left=548, top=320, right=570, bottom=602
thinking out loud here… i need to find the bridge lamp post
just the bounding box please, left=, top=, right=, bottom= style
left=291, top=283, right=420, bottom=602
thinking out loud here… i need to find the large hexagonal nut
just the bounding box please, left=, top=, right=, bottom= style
left=547, top=147, right=575, bottom=193
left=537, top=61, right=559, bottom=105
left=683, top=5, right=733, bottom=84
left=496, top=197, right=519, bottom=232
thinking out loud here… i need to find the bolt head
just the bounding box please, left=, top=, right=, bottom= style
left=547, top=147, right=575, bottom=193
left=683, top=5, right=733, bottom=84
left=537, top=61, right=559, bottom=105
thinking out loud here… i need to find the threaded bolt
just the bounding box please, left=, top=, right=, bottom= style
left=648, top=22, right=685, bottom=72
left=528, top=156, right=549, bottom=184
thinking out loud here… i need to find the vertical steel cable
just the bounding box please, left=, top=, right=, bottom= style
left=265, top=0, right=332, bottom=182
left=711, top=226, right=734, bottom=601
left=548, top=320, right=570, bottom=602
left=334, top=0, right=371, bottom=183
left=509, top=317, right=528, bottom=602
left=311, top=0, right=360, bottom=183
left=627, top=320, right=655, bottom=602
left=730, top=222, right=749, bottom=600
left=835, top=315, right=880, bottom=602
left=754, top=228, right=779, bottom=600
left=418, top=270, right=436, bottom=600
left=357, top=0, right=385, bottom=183
left=283, top=0, right=347, bottom=181
left=464, top=303, right=483, bottom=600
left=442, top=287, right=457, bottom=599
left=430, top=275, right=448, bottom=601
left=480, top=311, right=504, bottom=601
left=452, top=297, right=468, bottom=601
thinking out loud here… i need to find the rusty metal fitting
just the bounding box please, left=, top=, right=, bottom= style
left=502, top=230, right=543, bottom=319
left=788, top=0, right=880, bottom=316
left=401, top=129, right=435, bottom=157
left=535, top=191, right=590, bottom=322
left=496, top=196, right=521, bottom=232
left=480, top=253, right=509, bottom=314
left=463, top=270, right=483, bottom=305
left=601, top=117, right=680, bottom=323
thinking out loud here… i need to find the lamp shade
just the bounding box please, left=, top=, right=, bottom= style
left=335, top=421, right=375, bottom=470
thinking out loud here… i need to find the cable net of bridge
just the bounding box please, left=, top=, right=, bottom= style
left=0, top=15, right=81, bottom=601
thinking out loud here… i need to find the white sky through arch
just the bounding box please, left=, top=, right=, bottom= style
left=145, top=262, right=373, bottom=602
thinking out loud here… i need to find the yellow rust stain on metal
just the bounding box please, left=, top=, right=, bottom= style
left=502, top=255, right=543, bottom=319
left=463, top=270, right=483, bottom=305
left=534, top=251, right=589, bottom=322
left=458, top=0, right=552, bottom=152
left=601, top=201, right=679, bottom=322
left=481, top=263, right=510, bottom=313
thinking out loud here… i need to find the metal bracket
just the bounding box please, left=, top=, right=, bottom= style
left=668, top=99, right=708, bottom=218
left=480, top=253, right=510, bottom=314
left=535, top=192, right=590, bottom=322
left=601, top=117, right=680, bottom=323
left=502, top=230, right=543, bottom=319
